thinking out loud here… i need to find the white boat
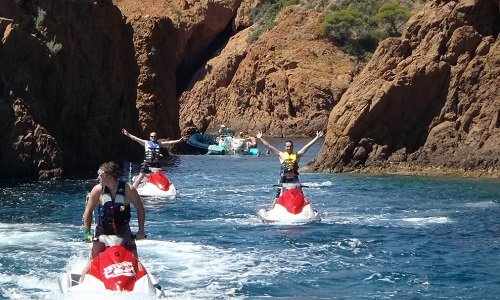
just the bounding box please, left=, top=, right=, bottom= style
left=211, top=136, right=259, bottom=155
left=187, top=133, right=259, bottom=155
left=133, top=168, right=177, bottom=199
left=258, top=182, right=320, bottom=225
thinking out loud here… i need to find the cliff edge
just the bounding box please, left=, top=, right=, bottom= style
left=307, top=0, right=499, bottom=177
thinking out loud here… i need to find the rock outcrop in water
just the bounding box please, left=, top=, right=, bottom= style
left=307, top=0, right=499, bottom=177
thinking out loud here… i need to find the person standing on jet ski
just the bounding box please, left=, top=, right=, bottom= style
left=122, top=128, right=184, bottom=188
left=81, top=161, right=146, bottom=280
left=256, top=131, right=324, bottom=184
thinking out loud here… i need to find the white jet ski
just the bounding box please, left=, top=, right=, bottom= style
left=133, top=168, right=177, bottom=199
left=58, top=235, right=165, bottom=297
left=258, top=182, right=320, bottom=225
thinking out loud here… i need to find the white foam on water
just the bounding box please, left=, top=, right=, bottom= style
left=0, top=222, right=92, bottom=299
left=55, top=289, right=158, bottom=300
left=130, top=238, right=333, bottom=298
left=300, top=180, right=335, bottom=187
left=318, top=214, right=451, bottom=227
left=400, top=216, right=451, bottom=225
left=203, top=215, right=264, bottom=226
left=0, top=272, right=62, bottom=300
left=132, top=240, right=249, bottom=298
left=465, top=200, right=498, bottom=208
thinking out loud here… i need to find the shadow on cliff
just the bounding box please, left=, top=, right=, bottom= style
left=0, top=0, right=140, bottom=179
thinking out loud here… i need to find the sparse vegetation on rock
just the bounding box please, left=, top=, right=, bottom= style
left=317, top=0, right=412, bottom=59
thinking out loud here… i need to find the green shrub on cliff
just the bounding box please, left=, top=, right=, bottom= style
left=46, top=36, right=62, bottom=55
left=34, top=7, right=47, bottom=32
left=249, top=0, right=413, bottom=58
left=249, top=0, right=300, bottom=42
left=317, top=0, right=411, bottom=59
left=372, top=2, right=412, bottom=37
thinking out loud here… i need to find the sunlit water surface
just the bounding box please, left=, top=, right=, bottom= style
left=1, top=140, right=499, bottom=299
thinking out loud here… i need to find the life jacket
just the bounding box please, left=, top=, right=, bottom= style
left=281, top=152, right=299, bottom=178
left=98, top=181, right=131, bottom=236
left=145, top=140, right=162, bottom=163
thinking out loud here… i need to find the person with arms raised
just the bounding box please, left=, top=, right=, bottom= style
left=256, top=131, right=324, bottom=184
left=122, top=128, right=184, bottom=188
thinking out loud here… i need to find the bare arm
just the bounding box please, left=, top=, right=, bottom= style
left=159, top=137, right=185, bottom=148
left=297, top=131, right=324, bottom=156
left=122, top=128, right=146, bottom=146
left=83, top=185, right=102, bottom=233
left=256, top=132, right=281, bottom=156
left=127, top=184, right=146, bottom=240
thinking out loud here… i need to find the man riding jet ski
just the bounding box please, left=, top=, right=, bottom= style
left=133, top=167, right=177, bottom=199
left=255, top=131, right=323, bottom=224
left=122, top=128, right=184, bottom=189
left=59, top=162, right=164, bottom=297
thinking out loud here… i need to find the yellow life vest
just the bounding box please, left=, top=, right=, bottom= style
left=281, top=152, right=299, bottom=177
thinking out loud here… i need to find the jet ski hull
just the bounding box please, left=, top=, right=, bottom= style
left=134, top=169, right=177, bottom=199
left=258, top=182, right=320, bottom=225
left=257, top=204, right=320, bottom=225
left=58, top=235, right=164, bottom=297
left=136, top=182, right=177, bottom=199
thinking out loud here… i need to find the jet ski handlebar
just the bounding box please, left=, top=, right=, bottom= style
left=273, top=184, right=309, bottom=188
left=85, top=234, right=147, bottom=244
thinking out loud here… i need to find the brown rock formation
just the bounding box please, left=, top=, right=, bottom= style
left=0, top=0, right=251, bottom=179
left=179, top=6, right=357, bottom=137
left=114, top=0, right=241, bottom=137
left=0, top=95, right=63, bottom=179
left=308, top=0, right=500, bottom=177
left=3, top=0, right=496, bottom=180
left=0, top=0, right=139, bottom=179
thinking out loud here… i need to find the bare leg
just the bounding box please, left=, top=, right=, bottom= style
left=271, top=197, right=278, bottom=209
left=79, top=258, right=91, bottom=283
left=133, top=172, right=146, bottom=188
left=80, top=241, right=103, bottom=282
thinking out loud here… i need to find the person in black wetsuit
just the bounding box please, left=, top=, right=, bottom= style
left=122, top=128, right=184, bottom=188
left=80, top=161, right=146, bottom=281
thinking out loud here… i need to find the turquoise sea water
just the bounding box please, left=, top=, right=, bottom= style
left=1, top=140, right=499, bottom=299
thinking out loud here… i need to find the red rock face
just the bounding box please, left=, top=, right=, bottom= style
left=115, top=0, right=240, bottom=137
left=1, top=97, right=64, bottom=180
left=0, top=0, right=247, bottom=179
left=179, top=7, right=356, bottom=137
left=308, top=0, right=500, bottom=177
left=0, top=0, right=139, bottom=179
left=1, top=0, right=497, bottom=179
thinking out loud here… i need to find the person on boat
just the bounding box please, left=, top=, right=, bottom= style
left=218, top=124, right=227, bottom=136
left=218, top=124, right=235, bottom=138
left=256, top=131, right=324, bottom=184
left=122, top=128, right=184, bottom=188
left=237, top=131, right=258, bottom=149
left=247, top=136, right=258, bottom=148
left=243, top=132, right=258, bottom=149
left=81, top=161, right=146, bottom=281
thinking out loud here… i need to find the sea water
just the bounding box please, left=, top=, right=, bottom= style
left=0, top=139, right=499, bottom=299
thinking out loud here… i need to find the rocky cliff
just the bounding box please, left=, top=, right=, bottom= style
left=307, top=0, right=499, bottom=177
left=0, top=0, right=139, bottom=179
left=179, top=6, right=356, bottom=137
left=1, top=0, right=498, bottom=179
left=0, top=0, right=244, bottom=179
